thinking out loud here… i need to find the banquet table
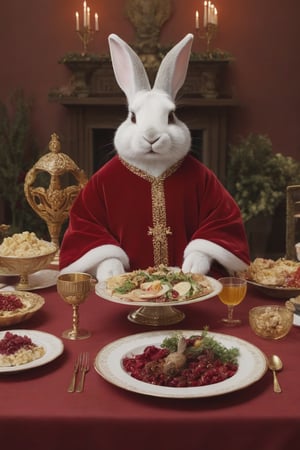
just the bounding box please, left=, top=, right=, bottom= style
left=1, top=270, right=300, bottom=450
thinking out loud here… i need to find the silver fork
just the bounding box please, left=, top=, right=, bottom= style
left=68, top=353, right=82, bottom=393
left=76, top=352, right=90, bottom=393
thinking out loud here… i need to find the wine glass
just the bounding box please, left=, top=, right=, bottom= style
left=57, top=272, right=94, bottom=340
left=217, top=277, right=247, bottom=326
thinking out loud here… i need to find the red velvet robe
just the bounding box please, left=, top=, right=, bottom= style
left=59, top=155, right=250, bottom=273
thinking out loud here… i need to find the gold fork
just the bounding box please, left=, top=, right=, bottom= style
left=76, top=352, right=90, bottom=393
left=68, top=353, right=82, bottom=393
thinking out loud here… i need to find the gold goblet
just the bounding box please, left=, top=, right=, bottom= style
left=217, top=277, right=247, bottom=326
left=57, top=272, right=94, bottom=340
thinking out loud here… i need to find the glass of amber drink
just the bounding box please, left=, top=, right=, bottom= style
left=218, top=277, right=247, bottom=326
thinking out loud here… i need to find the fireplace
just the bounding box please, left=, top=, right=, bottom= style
left=55, top=59, right=237, bottom=182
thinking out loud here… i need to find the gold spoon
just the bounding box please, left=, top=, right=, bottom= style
left=268, top=355, right=283, bottom=393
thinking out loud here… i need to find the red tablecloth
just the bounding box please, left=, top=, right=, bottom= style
left=1, top=275, right=300, bottom=450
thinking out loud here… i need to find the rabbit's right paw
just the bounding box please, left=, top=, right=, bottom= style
left=96, top=258, right=125, bottom=281
left=182, top=252, right=212, bottom=275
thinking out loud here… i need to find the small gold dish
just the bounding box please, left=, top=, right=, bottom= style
left=249, top=305, right=293, bottom=340
left=0, top=291, right=45, bottom=327
left=0, top=243, right=57, bottom=290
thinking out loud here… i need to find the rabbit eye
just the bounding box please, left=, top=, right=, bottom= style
left=168, top=111, right=175, bottom=124
left=130, top=112, right=136, bottom=123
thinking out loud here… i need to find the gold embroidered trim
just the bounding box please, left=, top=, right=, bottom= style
left=119, top=157, right=183, bottom=265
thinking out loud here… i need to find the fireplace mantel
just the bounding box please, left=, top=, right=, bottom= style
left=54, top=59, right=237, bottom=182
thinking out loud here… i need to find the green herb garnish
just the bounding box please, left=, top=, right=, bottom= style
left=161, top=331, right=240, bottom=364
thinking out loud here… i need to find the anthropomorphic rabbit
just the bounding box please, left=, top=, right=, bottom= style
left=59, top=33, right=250, bottom=281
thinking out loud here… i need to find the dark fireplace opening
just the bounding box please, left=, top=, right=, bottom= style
left=92, top=128, right=203, bottom=173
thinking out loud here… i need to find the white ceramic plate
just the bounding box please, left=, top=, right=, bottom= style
left=293, top=314, right=300, bottom=327
left=94, top=330, right=267, bottom=398
left=26, top=269, right=59, bottom=290
left=96, top=276, right=222, bottom=307
left=0, top=329, right=64, bottom=373
left=0, top=270, right=58, bottom=290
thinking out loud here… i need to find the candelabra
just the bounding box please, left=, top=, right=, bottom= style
left=75, top=2, right=99, bottom=55
left=197, top=22, right=218, bottom=53
left=195, top=2, right=218, bottom=53
left=77, top=26, right=95, bottom=55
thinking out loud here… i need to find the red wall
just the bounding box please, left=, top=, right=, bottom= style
left=0, top=0, right=299, bottom=159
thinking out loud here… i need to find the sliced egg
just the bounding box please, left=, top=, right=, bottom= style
left=173, top=281, right=192, bottom=297
left=139, top=283, right=170, bottom=299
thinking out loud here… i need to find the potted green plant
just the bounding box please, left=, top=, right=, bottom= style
left=226, top=133, right=300, bottom=256
left=0, top=90, right=47, bottom=236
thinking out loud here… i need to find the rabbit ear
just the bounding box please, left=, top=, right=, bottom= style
left=153, top=33, right=194, bottom=99
left=108, top=33, right=151, bottom=102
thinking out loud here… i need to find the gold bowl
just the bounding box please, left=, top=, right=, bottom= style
left=0, top=291, right=45, bottom=327
left=0, top=242, right=57, bottom=289
left=249, top=305, right=293, bottom=340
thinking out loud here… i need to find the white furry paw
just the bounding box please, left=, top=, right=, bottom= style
left=96, top=258, right=125, bottom=282
left=182, top=252, right=212, bottom=275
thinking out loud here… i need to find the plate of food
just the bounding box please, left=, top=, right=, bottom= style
left=0, top=291, right=45, bottom=327
left=96, top=265, right=222, bottom=325
left=239, top=258, right=300, bottom=299
left=94, top=330, right=267, bottom=398
left=0, top=329, right=64, bottom=373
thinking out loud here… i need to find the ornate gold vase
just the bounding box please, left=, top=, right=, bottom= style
left=24, top=133, right=88, bottom=264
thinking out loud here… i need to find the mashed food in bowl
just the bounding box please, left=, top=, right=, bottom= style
left=0, top=231, right=56, bottom=257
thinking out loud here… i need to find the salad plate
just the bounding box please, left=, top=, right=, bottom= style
left=96, top=276, right=222, bottom=326
left=0, top=329, right=64, bottom=373
left=247, top=280, right=300, bottom=299
left=94, top=330, right=267, bottom=398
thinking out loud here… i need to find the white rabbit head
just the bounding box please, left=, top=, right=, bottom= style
left=108, top=33, right=194, bottom=177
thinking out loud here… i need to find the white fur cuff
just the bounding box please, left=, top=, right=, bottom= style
left=184, top=239, right=248, bottom=273
left=59, top=244, right=130, bottom=277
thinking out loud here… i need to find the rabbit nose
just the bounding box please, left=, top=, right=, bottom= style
left=145, top=136, right=160, bottom=145
left=144, top=129, right=161, bottom=145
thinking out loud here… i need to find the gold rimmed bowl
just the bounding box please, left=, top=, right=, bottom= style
left=249, top=305, right=293, bottom=340
left=0, top=242, right=57, bottom=290
left=0, top=291, right=45, bottom=327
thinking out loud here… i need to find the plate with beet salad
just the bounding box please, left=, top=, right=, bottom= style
left=94, top=330, right=267, bottom=398
left=0, top=330, right=64, bottom=372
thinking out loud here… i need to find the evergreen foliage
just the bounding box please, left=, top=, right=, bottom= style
left=0, top=90, right=47, bottom=236
left=226, top=133, right=300, bottom=222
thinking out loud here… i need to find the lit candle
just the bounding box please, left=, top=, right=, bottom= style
left=95, top=13, right=99, bottom=31
left=87, top=6, right=90, bottom=28
left=83, top=1, right=87, bottom=27
left=210, top=3, right=214, bottom=24
left=204, top=1, right=208, bottom=27
left=195, top=10, right=199, bottom=29
left=76, top=11, right=79, bottom=31
left=214, top=8, right=218, bottom=25
left=207, top=2, right=210, bottom=24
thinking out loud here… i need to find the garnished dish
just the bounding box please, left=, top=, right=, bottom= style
left=0, top=231, right=56, bottom=257
left=239, top=258, right=300, bottom=298
left=0, top=291, right=45, bottom=327
left=94, top=330, right=267, bottom=398
left=0, top=331, right=45, bottom=367
left=123, top=330, right=239, bottom=387
left=105, top=265, right=213, bottom=303
left=97, top=267, right=222, bottom=326
left=0, top=329, right=64, bottom=373
left=0, top=232, right=57, bottom=289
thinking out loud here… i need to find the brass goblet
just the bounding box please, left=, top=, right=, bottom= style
left=57, top=272, right=94, bottom=340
